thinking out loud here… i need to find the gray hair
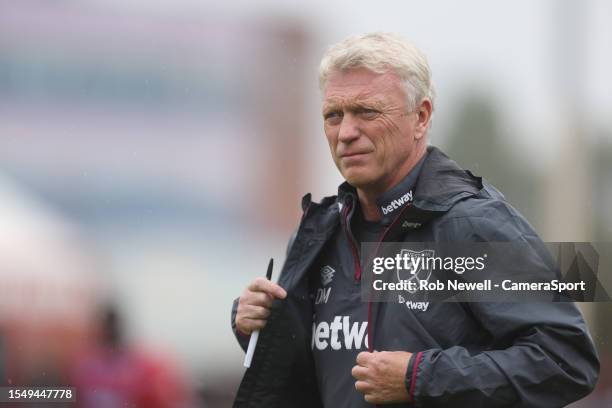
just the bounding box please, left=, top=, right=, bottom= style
left=318, top=32, right=435, bottom=112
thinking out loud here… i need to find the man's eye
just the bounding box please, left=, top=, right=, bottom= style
left=359, top=109, right=379, bottom=120
left=324, top=112, right=343, bottom=125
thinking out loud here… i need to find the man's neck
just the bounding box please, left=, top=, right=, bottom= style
left=356, top=145, right=426, bottom=222
left=356, top=191, right=381, bottom=222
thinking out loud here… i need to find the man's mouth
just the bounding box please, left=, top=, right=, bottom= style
left=341, top=151, right=370, bottom=158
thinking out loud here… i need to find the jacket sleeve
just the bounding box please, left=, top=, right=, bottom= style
left=410, top=302, right=599, bottom=407
left=231, top=297, right=251, bottom=353
left=409, top=200, right=600, bottom=407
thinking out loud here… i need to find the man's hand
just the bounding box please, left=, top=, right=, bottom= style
left=235, top=277, right=287, bottom=335
left=352, top=351, right=412, bottom=404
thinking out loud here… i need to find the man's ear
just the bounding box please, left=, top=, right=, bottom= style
left=414, top=99, right=432, bottom=140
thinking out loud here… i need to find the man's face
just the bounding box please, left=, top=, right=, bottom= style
left=322, top=68, right=423, bottom=194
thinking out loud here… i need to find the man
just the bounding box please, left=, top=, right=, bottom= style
left=231, top=33, right=599, bottom=407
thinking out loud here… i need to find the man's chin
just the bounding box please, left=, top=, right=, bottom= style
left=342, top=171, right=376, bottom=189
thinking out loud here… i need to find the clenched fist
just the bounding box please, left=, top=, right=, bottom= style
left=352, top=351, right=413, bottom=404
left=235, top=277, right=287, bottom=335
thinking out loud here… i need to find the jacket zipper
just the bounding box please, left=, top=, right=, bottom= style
left=365, top=206, right=411, bottom=352
left=342, top=197, right=362, bottom=281
left=342, top=198, right=414, bottom=353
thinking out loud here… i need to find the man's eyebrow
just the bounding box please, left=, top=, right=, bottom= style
left=323, top=99, right=383, bottom=113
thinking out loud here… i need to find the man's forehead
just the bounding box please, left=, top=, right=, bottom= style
left=322, top=68, right=402, bottom=108
left=323, top=93, right=384, bottom=110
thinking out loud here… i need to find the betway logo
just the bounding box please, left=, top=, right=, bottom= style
left=381, top=190, right=413, bottom=215
left=398, top=296, right=430, bottom=311
left=311, top=316, right=368, bottom=351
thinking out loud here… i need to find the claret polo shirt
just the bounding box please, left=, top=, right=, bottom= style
left=309, top=153, right=427, bottom=408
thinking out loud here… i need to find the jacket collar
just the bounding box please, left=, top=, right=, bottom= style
left=375, top=152, right=426, bottom=223
left=336, top=146, right=482, bottom=225
left=411, top=145, right=483, bottom=212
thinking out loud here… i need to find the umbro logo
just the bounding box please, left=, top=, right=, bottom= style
left=321, top=265, right=335, bottom=286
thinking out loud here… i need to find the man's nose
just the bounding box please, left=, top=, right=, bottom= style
left=338, top=113, right=360, bottom=143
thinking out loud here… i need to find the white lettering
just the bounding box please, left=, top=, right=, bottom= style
left=315, top=287, right=331, bottom=304
left=373, top=257, right=385, bottom=274
left=380, top=191, right=413, bottom=215
left=405, top=301, right=429, bottom=312
left=329, top=316, right=342, bottom=350
left=315, top=321, right=329, bottom=349
left=343, top=316, right=368, bottom=350
left=419, top=280, right=445, bottom=290
left=410, top=256, right=422, bottom=274
left=311, top=316, right=369, bottom=351
left=448, top=280, right=486, bottom=291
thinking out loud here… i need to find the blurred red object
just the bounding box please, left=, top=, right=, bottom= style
left=71, top=306, right=194, bottom=408
left=72, top=346, right=192, bottom=408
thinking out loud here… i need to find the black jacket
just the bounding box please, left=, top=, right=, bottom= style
left=231, top=146, right=599, bottom=407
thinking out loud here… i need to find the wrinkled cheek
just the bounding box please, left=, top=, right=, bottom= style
left=325, top=136, right=339, bottom=161
left=332, top=156, right=343, bottom=173
left=379, top=117, right=402, bottom=134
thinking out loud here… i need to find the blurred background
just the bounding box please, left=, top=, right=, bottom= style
left=0, top=0, right=610, bottom=406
